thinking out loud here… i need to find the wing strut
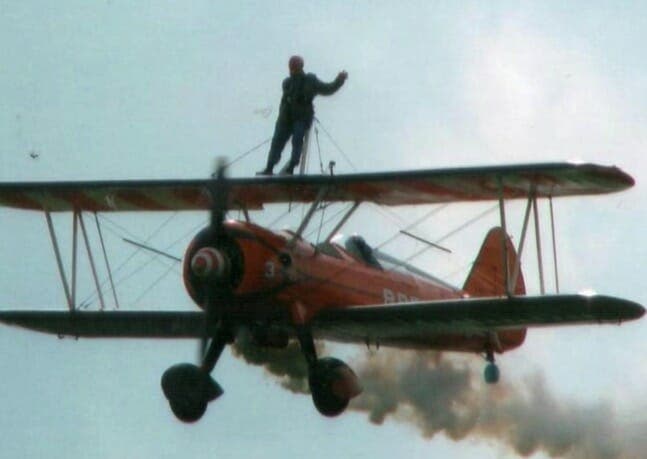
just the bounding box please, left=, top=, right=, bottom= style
left=71, top=209, right=79, bottom=308
left=549, top=197, right=560, bottom=293
left=289, top=186, right=328, bottom=248
left=94, top=213, right=120, bottom=309
left=44, top=210, right=119, bottom=311
left=500, top=187, right=562, bottom=296
left=497, top=183, right=564, bottom=297
left=497, top=177, right=511, bottom=296
left=532, top=197, right=546, bottom=294
left=324, top=201, right=360, bottom=243
left=45, top=211, right=74, bottom=311
left=79, top=212, right=106, bottom=310
left=511, top=195, right=533, bottom=290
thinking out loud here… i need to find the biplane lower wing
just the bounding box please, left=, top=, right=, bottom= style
left=311, top=294, right=644, bottom=345
left=0, top=162, right=634, bottom=212
left=0, top=310, right=207, bottom=338
left=0, top=294, right=642, bottom=340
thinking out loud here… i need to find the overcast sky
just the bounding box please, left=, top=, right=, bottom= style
left=1, top=2, right=646, bottom=458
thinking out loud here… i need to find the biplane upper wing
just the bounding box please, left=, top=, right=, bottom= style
left=0, top=294, right=642, bottom=339
left=0, top=162, right=634, bottom=212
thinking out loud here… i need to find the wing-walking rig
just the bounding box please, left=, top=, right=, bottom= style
left=0, top=162, right=642, bottom=422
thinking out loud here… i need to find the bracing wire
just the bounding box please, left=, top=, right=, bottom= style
left=79, top=214, right=208, bottom=308
left=304, top=204, right=353, bottom=240
left=314, top=125, right=326, bottom=175
left=89, top=214, right=178, bottom=277
left=384, top=204, right=499, bottom=274
left=224, top=137, right=272, bottom=167
left=267, top=204, right=305, bottom=229
left=372, top=205, right=409, bottom=226
left=433, top=205, right=499, bottom=245
left=115, top=210, right=224, bottom=307
left=314, top=117, right=358, bottom=172
left=374, top=204, right=449, bottom=250
left=132, top=263, right=178, bottom=306
left=78, top=133, right=275, bottom=309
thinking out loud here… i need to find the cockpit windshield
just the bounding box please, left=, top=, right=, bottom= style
left=325, top=234, right=459, bottom=291
left=326, top=234, right=383, bottom=270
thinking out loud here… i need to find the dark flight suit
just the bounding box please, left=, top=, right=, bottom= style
left=262, top=71, right=345, bottom=174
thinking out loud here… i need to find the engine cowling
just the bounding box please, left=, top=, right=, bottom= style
left=182, top=227, right=244, bottom=307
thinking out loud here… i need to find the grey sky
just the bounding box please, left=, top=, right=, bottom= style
left=1, top=2, right=645, bottom=458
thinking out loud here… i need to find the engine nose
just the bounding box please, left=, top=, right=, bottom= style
left=191, top=247, right=228, bottom=279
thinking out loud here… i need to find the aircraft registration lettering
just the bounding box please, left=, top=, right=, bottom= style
left=383, top=288, right=418, bottom=304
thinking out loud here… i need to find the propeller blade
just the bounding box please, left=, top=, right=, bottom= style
left=199, top=335, right=208, bottom=361
left=198, top=158, right=231, bottom=365
left=209, top=158, right=228, bottom=239
left=198, top=269, right=219, bottom=363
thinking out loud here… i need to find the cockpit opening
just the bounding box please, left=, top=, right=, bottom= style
left=343, top=235, right=383, bottom=270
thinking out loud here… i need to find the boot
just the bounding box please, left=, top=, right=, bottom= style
left=279, top=161, right=297, bottom=176
left=256, top=167, right=273, bottom=176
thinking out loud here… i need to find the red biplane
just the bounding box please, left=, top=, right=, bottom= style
left=0, top=162, right=643, bottom=422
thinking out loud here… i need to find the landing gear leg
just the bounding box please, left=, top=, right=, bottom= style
left=161, top=324, right=230, bottom=423
left=296, top=326, right=318, bottom=367
left=201, top=330, right=229, bottom=373
left=483, top=348, right=500, bottom=384
left=296, top=326, right=361, bottom=417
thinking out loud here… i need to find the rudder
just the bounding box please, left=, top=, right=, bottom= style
left=463, top=227, right=526, bottom=297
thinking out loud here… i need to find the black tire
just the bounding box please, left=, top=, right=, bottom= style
left=308, top=357, right=351, bottom=417
left=169, top=397, right=208, bottom=423
left=161, top=363, right=223, bottom=423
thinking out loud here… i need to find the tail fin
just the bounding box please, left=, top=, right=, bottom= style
left=463, top=227, right=526, bottom=297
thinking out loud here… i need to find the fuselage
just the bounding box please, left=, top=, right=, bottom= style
left=183, top=220, right=525, bottom=354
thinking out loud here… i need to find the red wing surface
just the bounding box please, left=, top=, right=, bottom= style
left=0, top=163, right=633, bottom=212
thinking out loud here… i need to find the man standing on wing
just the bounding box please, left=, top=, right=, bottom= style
left=258, top=55, right=347, bottom=175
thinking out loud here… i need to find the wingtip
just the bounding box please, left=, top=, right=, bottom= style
left=601, top=164, right=635, bottom=189
left=629, top=300, right=646, bottom=320
left=590, top=294, right=645, bottom=322
left=613, top=166, right=636, bottom=189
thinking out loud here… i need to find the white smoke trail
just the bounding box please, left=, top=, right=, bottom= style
left=231, top=339, right=645, bottom=458
left=350, top=350, right=635, bottom=458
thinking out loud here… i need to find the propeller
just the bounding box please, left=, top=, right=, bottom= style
left=195, top=158, right=232, bottom=363
left=210, top=158, right=228, bottom=241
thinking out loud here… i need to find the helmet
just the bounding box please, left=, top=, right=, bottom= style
left=288, top=55, right=304, bottom=73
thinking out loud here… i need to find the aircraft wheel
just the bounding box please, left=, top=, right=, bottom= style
left=161, top=363, right=223, bottom=423
left=169, top=395, right=208, bottom=423
left=308, top=357, right=360, bottom=417
left=484, top=362, right=500, bottom=384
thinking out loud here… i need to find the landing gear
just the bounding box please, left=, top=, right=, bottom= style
left=309, top=357, right=360, bottom=416
left=161, top=328, right=229, bottom=423
left=483, top=349, right=500, bottom=384
left=296, top=327, right=361, bottom=417
left=161, top=363, right=223, bottom=422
